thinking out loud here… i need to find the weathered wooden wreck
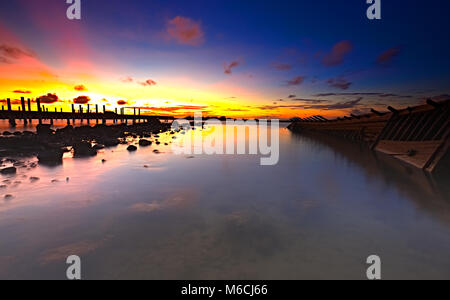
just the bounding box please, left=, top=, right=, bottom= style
left=288, top=99, right=449, bottom=172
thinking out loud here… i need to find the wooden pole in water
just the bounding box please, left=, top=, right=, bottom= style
left=21, top=97, right=27, bottom=124
left=37, top=98, right=42, bottom=124
left=6, top=98, right=12, bottom=111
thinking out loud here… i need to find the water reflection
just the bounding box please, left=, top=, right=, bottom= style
left=0, top=126, right=450, bottom=279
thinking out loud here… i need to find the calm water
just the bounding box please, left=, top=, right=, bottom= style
left=1, top=124, right=450, bottom=279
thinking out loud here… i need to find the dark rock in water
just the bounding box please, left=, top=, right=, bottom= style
left=127, top=145, right=138, bottom=152
left=153, top=149, right=160, bottom=154
left=2, top=131, right=12, bottom=136
left=23, top=131, right=34, bottom=136
left=138, top=139, right=152, bottom=147
left=102, top=139, right=120, bottom=147
left=0, top=167, right=17, bottom=175
left=30, top=177, right=40, bottom=182
left=155, top=141, right=161, bottom=145
left=38, top=148, right=64, bottom=164
left=92, top=144, right=105, bottom=150
left=36, top=124, right=54, bottom=135
left=101, top=159, right=106, bottom=163
left=0, top=185, right=7, bottom=189
left=73, top=142, right=97, bottom=157
left=13, top=131, right=22, bottom=136
left=4, top=194, right=13, bottom=200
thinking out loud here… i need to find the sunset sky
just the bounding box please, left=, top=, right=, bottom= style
left=1, top=0, right=449, bottom=119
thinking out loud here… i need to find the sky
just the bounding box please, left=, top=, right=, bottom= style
left=0, top=0, right=449, bottom=119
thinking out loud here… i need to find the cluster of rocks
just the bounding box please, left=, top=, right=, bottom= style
left=0, top=119, right=173, bottom=165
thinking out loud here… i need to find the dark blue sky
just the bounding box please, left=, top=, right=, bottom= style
left=1, top=0, right=449, bottom=117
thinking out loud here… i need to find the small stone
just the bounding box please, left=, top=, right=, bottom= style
left=0, top=167, right=16, bottom=175
left=4, top=194, right=13, bottom=200
left=127, top=145, right=138, bottom=152
left=30, top=177, right=40, bottom=182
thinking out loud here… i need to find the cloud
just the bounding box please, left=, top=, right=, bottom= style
left=120, top=76, right=134, bottom=83
left=73, top=96, right=91, bottom=104
left=286, top=76, right=306, bottom=86
left=327, top=77, right=352, bottom=90
left=321, top=41, right=353, bottom=67
left=314, top=92, right=412, bottom=98
left=287, top=95, right=296, bottom=98
left=255, top=98, right=362, bottom=111
left=37, top=93, right=59, bottom=104
left=0, top=44, right=35, bottom=63
left=167, top=16, right=204, bottom=46
left=126, top=105, right=208, bottom=113
left=13, top=90, right=32, bottom=94
left=224, top=61, right=240, bottom=75
left=139, top=79, right=157, bottom=86
left=377, top=46, right=402, bottom=65
left=292, top=98, right=330, bottom=104
left=273, top=63, right=292, bottom=71
left=117, top=100, right=128, bottom=105
left=74, top=84, right=87, bottom=91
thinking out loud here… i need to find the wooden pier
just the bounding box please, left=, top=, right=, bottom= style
left=288, top=99, right=449, bottom=172
left=0, top=97, right=174, bottom=126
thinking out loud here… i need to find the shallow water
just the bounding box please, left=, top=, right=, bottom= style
left=0, top=124, right=449, bottom=279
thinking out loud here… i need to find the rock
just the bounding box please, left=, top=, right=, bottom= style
left=0, top=167, right=17, bottom=175
left=93, top=144, right=105, bottom=150
left=30, top=177, right=40, bottom=182
left=38, top=148, right=64, bottom=164
left=101, top=159, right=106, bottom=163
left=0, top=185, right=6, bottom=189
left=4, top=194, right=13, bottom=200
left=51, top=179, right=59, bottom=183
left=138, top=139, right=152, bottom=147
left=127, top=145, right=138, bottom=152
left=153, top=149, right=160, bottom=154
left=13, top=131, right=22, bottom=136
left=36, top=124, right=54, bottom=135
left=102, top=139, right=120, bottom=147
left=2, top=131, right=12, bottom=136
left=73, top=142, right=97, bottom=157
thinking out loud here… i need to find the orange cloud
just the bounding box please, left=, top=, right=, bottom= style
left=139, top=79, right=157, bottom=86
left=37, top=93, right=59, bottom=104
left=167, top=16, right=204, bottom=46
left=224, top=61, right=240, bottom=75
left=73, top=96, right=91, bottom=104
left=377, top=46, right=402, bottom=65
left=74, top=84, right=87, bottom=91
left=321, top=40, right=353, bottom=67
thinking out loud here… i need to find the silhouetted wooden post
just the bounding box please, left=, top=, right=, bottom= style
left=6, top=98, right=12, bottom=111
left=27, top=98, right=32, bottom=123
left=95, top=104, right=99, bottom=124
left=114, top=108, right=117, bottom=123
left=37, top=98, right=42, bottom=124
left=21, top=97, right=27, bottom=124
left=133, top=108, right=136, bottom=124
left=71, top=104, right=75, bottom=124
